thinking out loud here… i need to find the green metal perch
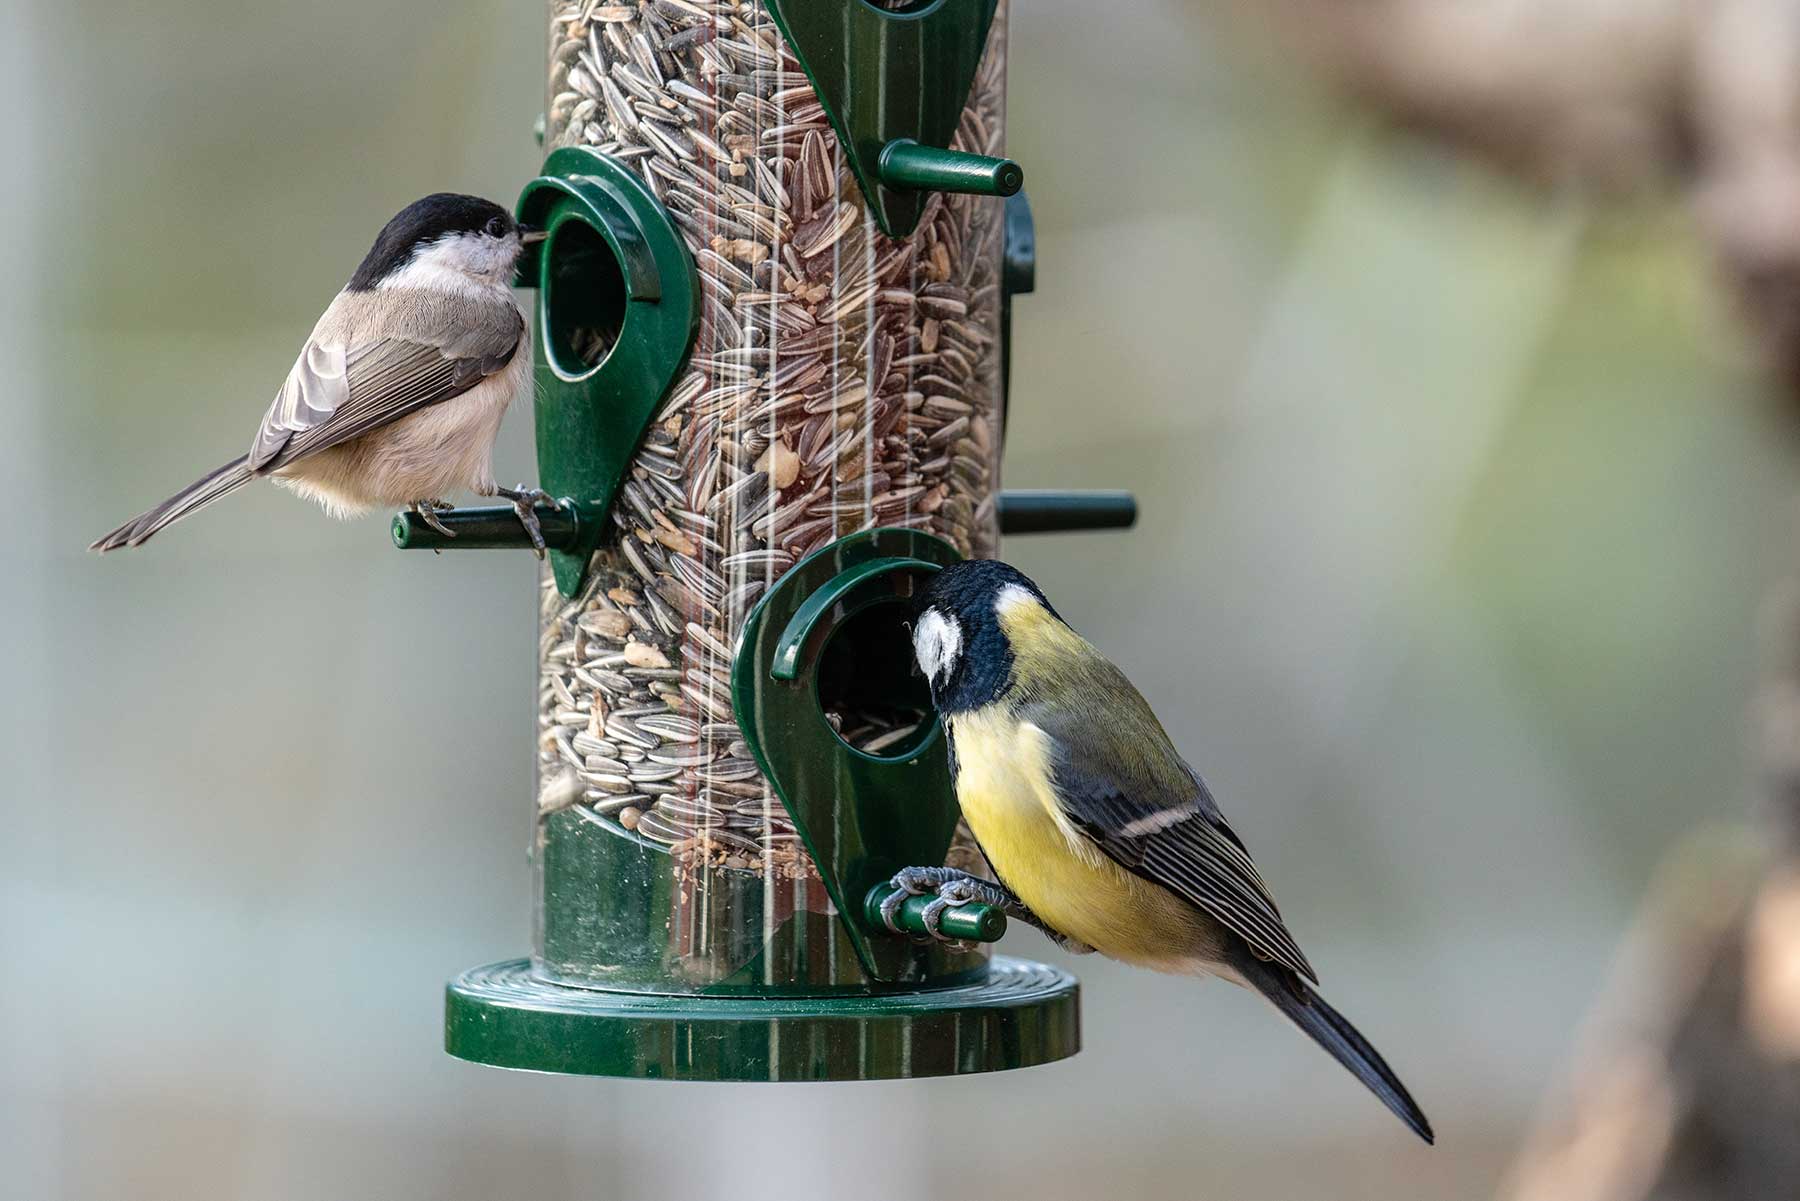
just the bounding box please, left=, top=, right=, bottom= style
left=392, top=491, right=1137, bottom=552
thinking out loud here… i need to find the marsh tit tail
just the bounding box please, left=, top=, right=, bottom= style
left=90, top=455, right=254, bottom=552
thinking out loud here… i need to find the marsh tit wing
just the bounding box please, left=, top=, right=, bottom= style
left=247, top=304, right=525, bottom=474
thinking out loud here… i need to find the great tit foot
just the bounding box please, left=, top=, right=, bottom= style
left=918, top=876, right=1013, bottom=945
left=880, top=867, right=1062, bottom=948
left=495, top=485, right=562, bottom=560
left=412, top=499, right=457, bottom=545
left=927, top=875, right=1014, bottom=915
left=882, top=866, right=1096, bottom=952
left=879, top=865, right=966, bottom=933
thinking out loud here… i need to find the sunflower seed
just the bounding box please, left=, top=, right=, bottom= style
left=540, top=0, right=1007, bottom=877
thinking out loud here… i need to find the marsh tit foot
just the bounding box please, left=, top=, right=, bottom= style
left=495, top=485, right=561, bottom=559
left=412, top=498, right=457, bottom=541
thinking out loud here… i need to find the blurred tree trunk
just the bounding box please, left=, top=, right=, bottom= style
left=1496, top=575, right=1800, bottom=1201
left=1232, top=6, right=1800, bottom=1190
left=1250, top=0, right=1800, bottom=406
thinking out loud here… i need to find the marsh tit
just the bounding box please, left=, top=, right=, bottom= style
left=91, top=193, right=559, bottom=554
left=893, top=559, right=1434, bottom=1143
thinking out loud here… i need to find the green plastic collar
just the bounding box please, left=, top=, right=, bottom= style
left=515, top=147, right=699, bottom=597
left=445, top=956, right=1079, bottom=1080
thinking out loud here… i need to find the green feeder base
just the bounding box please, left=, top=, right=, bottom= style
left=445, top=957, right=1080, bottom=1081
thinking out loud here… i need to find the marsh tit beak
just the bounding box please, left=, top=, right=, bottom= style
left=519, top=225, right=548, bottom=246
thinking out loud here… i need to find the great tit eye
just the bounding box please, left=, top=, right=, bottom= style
left=484, top=216, right=507, bottom=237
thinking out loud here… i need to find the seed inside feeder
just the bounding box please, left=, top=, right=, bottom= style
left=537, top=0, right=1010, bottom=884
left=545, top=216, right=627, bottom=370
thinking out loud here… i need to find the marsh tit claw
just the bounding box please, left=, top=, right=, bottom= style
left=413, top=499, right=457, bottom=539
left=497, top=484, right=553, bottom=559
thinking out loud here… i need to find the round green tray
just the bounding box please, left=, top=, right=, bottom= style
left=445, top=956, right=1080, bottom=1081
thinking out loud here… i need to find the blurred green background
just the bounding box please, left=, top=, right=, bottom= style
left=3, top=3, right=1793, bottom=1199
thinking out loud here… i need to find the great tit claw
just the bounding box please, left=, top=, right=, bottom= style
left=920, top=887, right=983, bottom=950
left=878, top=887, right=909, bottom=933
left=919, top=895, right=949, bottom=936
left=881, top=866, right=958, bottom=935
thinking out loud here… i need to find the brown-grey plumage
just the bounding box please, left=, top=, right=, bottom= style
left=245, top=292, right=525, bottom=475
left=90, top=193, right=537, bottom=552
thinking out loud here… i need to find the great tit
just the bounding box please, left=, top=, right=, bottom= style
left=90, top=193, right=558, bottom=554
left=895, top=558, right=1433, bottom=1144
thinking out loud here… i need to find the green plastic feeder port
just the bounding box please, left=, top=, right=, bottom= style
left=512, top=146, right=701, bottom=598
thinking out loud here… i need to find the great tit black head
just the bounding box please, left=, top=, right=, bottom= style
left=913, top=559, right=1063, bottom=715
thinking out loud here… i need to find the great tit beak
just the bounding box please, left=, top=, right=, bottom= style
left=519, top=225, right=548, bottom=246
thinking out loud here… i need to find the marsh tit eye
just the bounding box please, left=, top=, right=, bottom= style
left=484, top=215, right=507, bottom=237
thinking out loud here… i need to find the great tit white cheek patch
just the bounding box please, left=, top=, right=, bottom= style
left=914, top=608, right=963, bottom=684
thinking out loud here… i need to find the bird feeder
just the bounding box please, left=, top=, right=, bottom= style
left=397, top=0, right=1135, bottom=1081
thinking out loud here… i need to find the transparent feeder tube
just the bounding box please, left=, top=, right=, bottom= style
left=535, top=0, right=1008, bottom=991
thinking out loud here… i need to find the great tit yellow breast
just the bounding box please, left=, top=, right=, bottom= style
left=947, top=706, right=1226, bottom=972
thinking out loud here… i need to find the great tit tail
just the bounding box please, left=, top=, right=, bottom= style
left=89, top=455, right=254, bottom=552
left=1233, top=947, right=1435, bottom=1145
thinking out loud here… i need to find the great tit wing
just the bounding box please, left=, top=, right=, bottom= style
left=1025, top=690, right=1319, bottom=983
left=247, top=303, right=524, bottom=473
